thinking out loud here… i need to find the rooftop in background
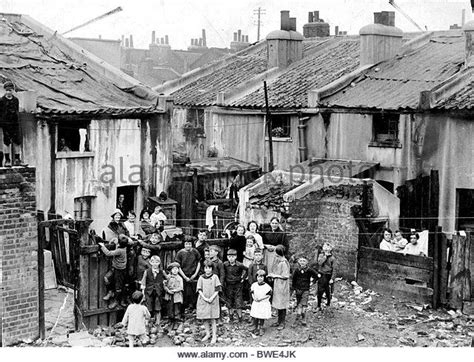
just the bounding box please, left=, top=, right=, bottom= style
left=173, top=157, right=261, bottom=178
left=319, top=30, right=465, bottom=111
left=0, top=14, right=161, bottom=116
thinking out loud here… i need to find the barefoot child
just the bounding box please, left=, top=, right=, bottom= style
left=249, top=269, right=272, bottom=336
left=140, top=255, right=165, bottom=326
left=196, top=260, right=221, bottom=344
left=121, top=290, right=150, bottom=347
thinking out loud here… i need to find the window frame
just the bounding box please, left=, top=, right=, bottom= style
left=56, top=120, right=94, bottom=157
left=269, top=114, right=291, bottom=140
left=369, top=113, right=401, bottom=148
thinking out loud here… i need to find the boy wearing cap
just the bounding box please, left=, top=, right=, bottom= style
left=164, top=262, right=184, bottom=329
left=292, top=256, right=318, bottom=326
left=0, top=81, right=21, bottom=166
left=223, top=248, right=248, bottom=322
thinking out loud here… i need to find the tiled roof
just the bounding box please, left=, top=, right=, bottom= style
left=320, top=33, right=464, bottom=110
left=434, top=72, right=474, bottom=110
left=232, top=37, right=360, bottom=108
left=0, top=18, right=160, bottom=116
left=170, top=37, right=360, bottom=109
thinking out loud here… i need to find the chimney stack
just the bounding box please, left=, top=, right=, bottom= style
left=230, top=30, right=250, bottom=52
left=359, top=11, right=402, bottom=66
left=152, top=31, right=156, bottom=44
left=202, top=29, right=207, bottom=47
left=121, top=35, right=124, bottom=46
left=266, top=10, right=303, bottom=68
left=165, top=35, right=169, bottom=45
left=303, top=10, right=330, bottom=38
left=125, top=37, right=129, bottom=47
left=238, top=29, right=242, bottom=42
left=335, top=26, right=339, bottom=36
left=129, top=35, right=134, bottom=48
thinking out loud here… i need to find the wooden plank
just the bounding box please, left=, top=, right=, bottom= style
left=82, top=307, right=125, bottom=318
left=97, top=253, right=106, bottom=311
left=359, top=246, right=433, bottom=270
left=359, top=258, right=432, bottom=284
left=439, top=232, right=448, bottom=305
left=88, top=251, right=100, bottom=314
left=449, top=233, right=471, bottom=309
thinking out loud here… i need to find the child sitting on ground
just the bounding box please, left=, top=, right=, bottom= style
left=196, top=260, right=222, bottom=344
left=249, top=269, right=272, bottom=336
left=223, top=249, right=248, bottom=322
left=121, top=290, right=150, bottom=347
left=164, top=262, right=184, bottom=329
left=140, top=255, right=165, bottom=327
left=99, top=235, right=128, bottom=309
left=242, top=235, right=256, bottom=268
left=292, top=256, right=318, bottom=326
left=316, top=242, right=336, bottom=310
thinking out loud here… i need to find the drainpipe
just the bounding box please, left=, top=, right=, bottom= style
left=298, top=116, right=310, bottom=162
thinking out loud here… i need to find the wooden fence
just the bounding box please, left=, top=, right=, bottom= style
left=357, top=246, right=434, bottom=304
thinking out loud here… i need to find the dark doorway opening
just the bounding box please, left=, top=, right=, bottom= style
left=457, top=188, right=474, bottom=230
left=116, top=186, right=137, bottom=216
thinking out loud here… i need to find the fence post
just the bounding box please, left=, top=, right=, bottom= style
left=74, top=220, right=91, bottom=331
left=439, top=231, right=448, bottom=306
left=449, top=231, right=472, bottom=310
left=432, top=226, right=440, bottom=308
left=36, top=210, right=46, bottom=340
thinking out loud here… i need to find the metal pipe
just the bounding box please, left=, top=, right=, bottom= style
left=297, top=117, right=310, bottom=162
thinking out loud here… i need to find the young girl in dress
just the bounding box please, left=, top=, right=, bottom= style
left=196, top=260, right=221, bottom=344
left=250, top=269, right=272, bottom=336
left=242, top=235, right=256, bottom=268
left=121, top=290, right=150, bottom=347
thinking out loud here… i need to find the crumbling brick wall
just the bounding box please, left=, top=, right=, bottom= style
left=0, top=167, right=38, bottom=346
left=286, top=184, right=372, bottom=281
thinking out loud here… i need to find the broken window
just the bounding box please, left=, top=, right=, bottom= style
left=74, top=196, right=93, bottom=220
left=371, top=113, right=400, bottom=146
left=270, top=114, right=291, bottom=138
left=57, top=120, right=91, bottom=152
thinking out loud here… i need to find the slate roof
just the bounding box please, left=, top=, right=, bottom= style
left=170, top=37, right=360, bottom=109
left=0, top=17, right=161, bottom=116
left=320, top=32, right=464, bottom=110
left=434, top=72, right=474, bottom=110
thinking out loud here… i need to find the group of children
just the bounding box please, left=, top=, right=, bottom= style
left=99, top=226, right=335, bottom=347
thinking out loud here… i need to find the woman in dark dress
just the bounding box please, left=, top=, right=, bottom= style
left=261, top=217, right=288, bottom=275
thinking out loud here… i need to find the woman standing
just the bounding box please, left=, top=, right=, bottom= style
left=103, top=209, right=130, bottom=241
left=268, top=245, right=290, bottom=330
left=261, top=217, right=288, bottom=274
left=245, top=221, right=264, bottom=250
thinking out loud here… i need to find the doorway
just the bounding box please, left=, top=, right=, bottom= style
left=116, top=186, right=137, bottom=216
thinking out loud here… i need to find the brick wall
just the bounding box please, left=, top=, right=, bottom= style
left=0, top=166, right=38, bottom=346
left=286, top=184, right=371, bottom=281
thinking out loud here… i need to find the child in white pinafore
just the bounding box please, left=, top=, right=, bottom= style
left=121, top=290, right=150, bottom=347
left=249, top=269, right=272, bottom=336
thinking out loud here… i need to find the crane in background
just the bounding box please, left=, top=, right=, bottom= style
left=61, top=6, right=123, bottom=36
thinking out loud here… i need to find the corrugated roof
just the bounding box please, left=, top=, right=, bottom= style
left=0, top=19, right=161, bottom=116
left=170, top=37, right=360, bottom=108
left=321, top=33, right=464, bottom=110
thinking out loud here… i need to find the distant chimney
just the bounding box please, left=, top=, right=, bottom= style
left=121, top=35, right=124, bottom=46
left=234, top=32, right=238, bottom=41
left=125, top=38, right=129, bottom=47
left=202, top=29, right=207, bottom=47
left=230, top=30, right=250, bottom=52
left=129, top=35, right=134, bottom=48
left=152, top=31, right=156, bottom=44
left=303, top=10, right=330, bottom=38
left=165, top=35, right=169, bottom=45
left=359, top=11, right=402, bottom=66
left=238, top=29, right=242, bottom=42
left=335, top=26, right=339, bottom=36
left=266, top=10, right=303, bottom=68
left=289, top=18, right=296, bottom=31
left=463, top=20, right=474, bottom=67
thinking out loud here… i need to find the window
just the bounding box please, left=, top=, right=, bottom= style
left=270, top=114, right=291, bottom=138
left=57, top=120, right=91, bottom=152
left=370, top=113, right=400, bottom=147
left=74, top=196, right=93, bottom=220
left=186, top=108, right=205, bottom=130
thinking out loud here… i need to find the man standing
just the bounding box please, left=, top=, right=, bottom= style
left=0, top=81, right=21, bottom=166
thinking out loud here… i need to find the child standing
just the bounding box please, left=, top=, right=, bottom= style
left=208, top=245, right=225, bottom=286
left=175, top=237, right=201, bottom=311
left=121, top=290, right=150, bottom=348
left=140, top=255, right=165, bottom=326
left=292, top=257, right=318, bottom=326
left=242, top=235, right=256, bottom=268
left=99, top=235, right=128, bottom=309
left=136, top=246, right=151, bottom=290
left=249, top=270, right=272, bottom=336
left=164, top=262, right=184, bottom=329
left=150, top=206, right=167, bottom=229
left=268, top=245, right=290, bottom=330
left=247, top=249, right=267, bottom=302
left=223, top=249, right=248, bottom=322
left=195, top=230, right=210, bottom=262
left=196, top=260, right=222, bottom=344
left=316, top=242, right=336, bottom=310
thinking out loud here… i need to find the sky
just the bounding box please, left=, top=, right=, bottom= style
left=0, top=0, right=471, bottom=50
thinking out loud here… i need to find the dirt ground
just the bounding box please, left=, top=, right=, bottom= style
left=36, top=280, right=474, bottom=348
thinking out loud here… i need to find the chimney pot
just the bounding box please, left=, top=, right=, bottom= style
left=125, top=38, right=129, bottom=47
left=308, top=12, right=314, bottom=23
left=238, top=29, right=242, bottom=42
left=335, top=25, right=339, bottom=36
left=202, top=29, right=207, bottom=47
left=129, top=35, right=134, bottom=48
left=233, top=32, right=237, bottom=41
left=160, top=37, right=163, bottom=44
left=152, top=30, right=156, bottom=44
left=165, top=35, right=169, bottom=45
left=281, top=10, right=290, bottom=31
left=290, top=17, right=297, bottom=31
left=314, top=11, right=319, bottom=22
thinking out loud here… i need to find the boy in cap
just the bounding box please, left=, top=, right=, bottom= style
left=223, top=248, right=248, bottom=322
left=291, top=256, right=318, bottom=326
left=315, top=242, right=336, bottom=311
left=0, top=81, right=21, bottom=166
left=164, top=261, right=184, bottom=329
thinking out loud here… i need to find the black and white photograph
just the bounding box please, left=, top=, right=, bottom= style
left=0, top=0, right=473, bottom=359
